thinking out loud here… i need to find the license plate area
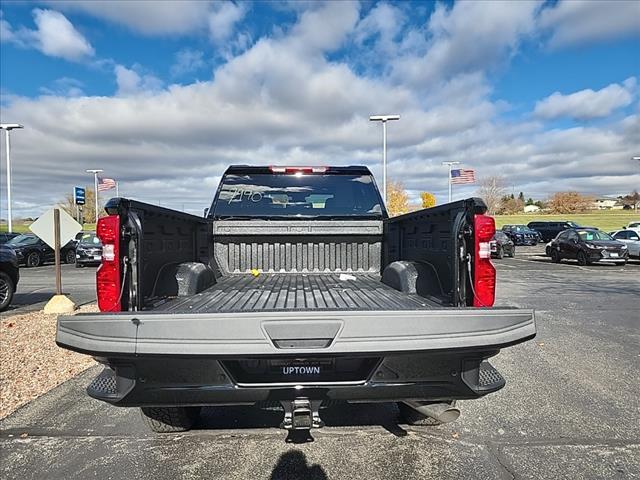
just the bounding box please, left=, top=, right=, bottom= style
left=222, top=357, right=381, bottom=385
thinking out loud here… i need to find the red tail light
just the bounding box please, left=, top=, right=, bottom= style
left=473, top=214, right=496, bottom=307
left=269, top=166, right=327, bottom=174
left=96, top=215, right=121, bottom=312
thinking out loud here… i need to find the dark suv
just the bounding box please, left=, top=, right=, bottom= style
left=527, top=221, right=581, bottom=242
left=0, top=245, right=20, bottom=312
left=5, top=233, right=77, bottom=267
left=547, top=228, right=628, bottom=265
left=501, top=225, right=539, bottom=245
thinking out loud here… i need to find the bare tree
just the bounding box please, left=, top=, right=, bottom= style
left=547, top=191, right=593, bottom=214
left=623, top=190, right=640, bottom=212
left=58, top=188, right=97, bottom=224
left=475, top=176, right=506, bottom=215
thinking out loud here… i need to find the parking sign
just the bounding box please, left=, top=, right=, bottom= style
left=74, top=186, right=85, bottom=205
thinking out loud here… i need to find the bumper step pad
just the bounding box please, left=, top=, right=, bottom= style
left=87, top=368, right=118, bottom=397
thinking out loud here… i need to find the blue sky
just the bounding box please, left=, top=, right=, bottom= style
left=0, top=1, right=639, bottom=217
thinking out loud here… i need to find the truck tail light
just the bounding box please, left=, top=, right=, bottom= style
left=269, top=166, right=327, bottom=174
left=96, top=215, right=121, bottom=312
left=473, top=214, right=496, bottom=307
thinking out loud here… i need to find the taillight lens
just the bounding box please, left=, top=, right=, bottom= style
left=96, top=215, right=121, bottom=312
left=473, top=214, right=496, bottom=307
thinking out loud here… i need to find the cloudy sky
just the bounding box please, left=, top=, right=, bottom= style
left=1, top=0, right=639, bottom=217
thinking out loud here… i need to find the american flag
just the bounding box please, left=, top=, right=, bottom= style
left=450, top=168, right=476, bottom=185
left=98, top=177, right=117, bottom=192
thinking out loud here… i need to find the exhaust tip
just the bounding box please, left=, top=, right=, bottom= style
left=438, top=406, right=461, bottom=424
left=404, top=400, right=461, bottom=424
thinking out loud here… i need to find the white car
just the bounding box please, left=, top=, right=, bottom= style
left=625, top=221, right=640, bottom=233
left=610, top=229, right=640, bottom=258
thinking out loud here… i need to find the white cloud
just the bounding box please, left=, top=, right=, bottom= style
left=1, top=2, right=639, bottom=218
left=47, top=0, right=212, bottom=36
left=208, top=1, right=247, bottom=44
left=0, top=10, right=17, bottom=44
left=391, top=1, right=541, bottom=89
left=114, top=65, right=163, bottom=96
left=0, top=9, right=94, bottom=61
left=39, top=77, right=85, bottom=97
left=170, top=49, right=206, bottom=77
left=534, top=78, right=637, bottom=120
left=539, top=0, right=640, bottom=48
left=48, top=0, right=249, bottom=40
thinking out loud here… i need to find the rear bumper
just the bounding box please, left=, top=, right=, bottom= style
left=87, top=354, right=508, bottom=407
left=57, top=308, right=535, bottom=406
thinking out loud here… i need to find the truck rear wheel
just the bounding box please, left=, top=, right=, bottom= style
left=397, top=402, right=442, bottom=426
left=140, top=407, right=201, bottom=433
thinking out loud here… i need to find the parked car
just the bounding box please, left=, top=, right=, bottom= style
left=625, top=221, right=640, bottom=233
left=75, top=232, right=103, bottom=267
left=491, top=231, right=515, bottom=258
left=527, top=221, right=582, bottom=242
left=547, top=228, right=628, bottom=265
left=501, top=224, right=539, bottom=245
left=609, top=229, right=640, bottom=259
left=5, top=233, right=76, bottom=267
left=56, top=165, right=536, bottom=434
left=0, top=245, right=19, bottom=312
left=0, top=232, right=20, bottom=245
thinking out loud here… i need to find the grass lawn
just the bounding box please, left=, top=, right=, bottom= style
left=0, top=223, right=96, bottom=233
left=494, top=211, right=639, bottom=232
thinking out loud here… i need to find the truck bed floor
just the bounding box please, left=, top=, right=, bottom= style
left=156, top=274, right=438, bottom=313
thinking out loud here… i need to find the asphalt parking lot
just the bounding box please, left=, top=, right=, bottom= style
left=4, top=264, right=96, bottom=314
left=1, top=246, right=639, bottom=479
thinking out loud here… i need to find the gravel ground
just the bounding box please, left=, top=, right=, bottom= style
left=0, top=304, right=98, bottom=419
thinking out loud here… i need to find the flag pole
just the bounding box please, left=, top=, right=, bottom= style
left=116, top=182, right=119, bottom=197
left=442, top=161, right=460, bottom=204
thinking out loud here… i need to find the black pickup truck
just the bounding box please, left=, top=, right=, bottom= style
left=57, top=165, right=535, bottom=433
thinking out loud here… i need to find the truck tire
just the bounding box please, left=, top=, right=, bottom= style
left=397, top=402, right=442, bottom=426
left=140, top=407, right=201, bottom=433
left=0, top=271, right=15, bottom=312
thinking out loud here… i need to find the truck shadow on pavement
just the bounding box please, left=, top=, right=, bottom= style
left=269, top=450, right=328, bottom=480
left=195, top=402, right=408, bottom=439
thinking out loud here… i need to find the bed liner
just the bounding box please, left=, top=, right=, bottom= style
left=155, top=273, right=439, bottom=314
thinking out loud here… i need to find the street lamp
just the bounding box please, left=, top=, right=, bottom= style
left=86, top=169, right=103, bottom=222
left=369, top=114, right=400, bottom=204
left=441, top=161, right=460, bottom=203
left=0, top=123, right=24, bottom=233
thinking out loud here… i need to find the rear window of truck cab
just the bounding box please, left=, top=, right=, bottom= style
left=212, top=172, right=384, bottom=219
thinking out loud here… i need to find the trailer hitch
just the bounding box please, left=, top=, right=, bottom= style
left=280, top=398, right=324, bottom=430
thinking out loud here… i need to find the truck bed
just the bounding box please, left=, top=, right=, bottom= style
left=155, top=273, right=438, bottom=313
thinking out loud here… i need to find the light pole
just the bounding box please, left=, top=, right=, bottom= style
left=369, top=115, right=400, bottom=204
left=442, top=161, right=460, bottom=203
left=86, top=169, right=103, bottom=223
left=0, top=123, right=24, bottom=233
